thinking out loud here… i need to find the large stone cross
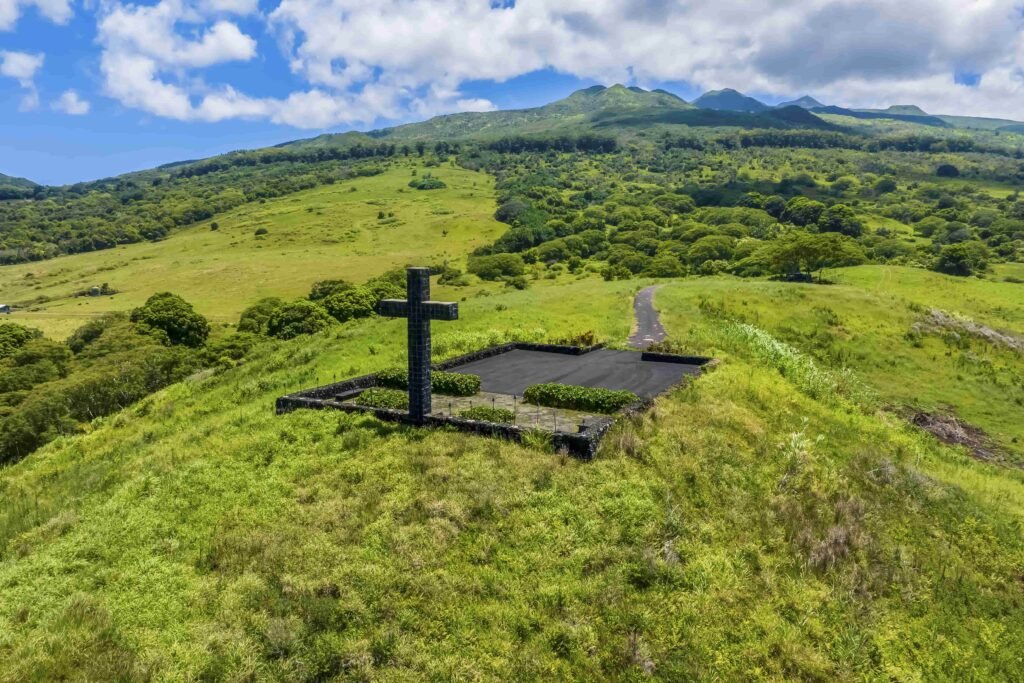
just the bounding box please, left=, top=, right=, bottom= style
left=377, top=267, right=459, bottom=423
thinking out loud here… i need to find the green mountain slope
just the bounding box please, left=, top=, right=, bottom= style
left=940, top=115, right=1024, bottom=131
left=590, top=104, right=832, bottom=130
left=812, top=105, right=951, bottom=128
left=0, top=172, right=38, bottom=199
left=855, top=105, right=1024, bottom=131
left=693, top=88, right=769, bottom=112
left=0, top=172, right=37, bottom=188
left=775, top=95, right=825, bottom=109
left=285, top=85, right=694, bottom=146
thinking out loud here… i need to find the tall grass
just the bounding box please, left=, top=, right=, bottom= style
left=718, top=321, right=877, bottom=408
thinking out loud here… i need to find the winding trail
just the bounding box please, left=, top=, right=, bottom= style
left=628, top=285, right=667, bottom=349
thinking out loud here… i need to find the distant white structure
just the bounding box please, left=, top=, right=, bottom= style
left=0, top=304, right=9, bottom=314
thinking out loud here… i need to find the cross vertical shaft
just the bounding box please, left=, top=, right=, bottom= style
left=406, top=267, right=431, bottom=422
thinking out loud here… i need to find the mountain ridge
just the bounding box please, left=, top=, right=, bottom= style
left=0, top=172, right=37, bottom=188
left=8, top=84, right=1024, bottom=186
left=692, top=88, right=769, bottom=112
left=775, top=95, right=825, bottom=110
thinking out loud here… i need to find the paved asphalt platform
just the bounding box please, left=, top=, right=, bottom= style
left=449, top=348, right=702, bottom=398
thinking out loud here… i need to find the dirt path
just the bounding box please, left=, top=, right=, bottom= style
left=628, top=286, right=667, bottom=349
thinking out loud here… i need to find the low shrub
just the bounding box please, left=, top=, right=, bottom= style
left=459, top=406, right=515, bottom=423
left=408, top=174, right=446, bottom=190
left=356, top=388, right=408, bottom=410
left=265, top=300, right=334, bottom=340
left=523, top=383, right=639, bottom=413
left=468, top=253, right=525, bottom=280
left=376, top=367, right=480, bottom=396
left=550, top=330, right=598, bottom=347
left=237, top=297, right=285, bottom=335
left=322, top=286, right=377, bottom=323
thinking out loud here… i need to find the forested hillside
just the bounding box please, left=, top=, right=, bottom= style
left=3, top=85, right=1023, bottom=269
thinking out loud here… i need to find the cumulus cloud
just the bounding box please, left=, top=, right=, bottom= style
left=97, top=0, right=259, bottom=120
left=99, top=1, right=257, bottom=68
left=0, top=0, right=73, bottom=30
left=53, top=89, right=90, bottom=114
left=89, top=0, right=1024, bottom=127
left=0, top=50, right=44, bottom=110
left=261, top=0, right=1024, bottom=123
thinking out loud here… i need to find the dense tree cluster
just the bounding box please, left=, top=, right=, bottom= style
left=237, top=269, right=407, bottom=340
left=464, top=139, right=1020, bottom=280
left=0, top=297, right=255, bottom=464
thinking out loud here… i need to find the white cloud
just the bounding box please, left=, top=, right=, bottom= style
left=0, top=49, right=43, bottom=84
left=90, top=0, right=1024, bottom=127
left=198, top=0, right=257, bottom=15
left=99, top=1, right=257, bottom=68
left=97, top=0, right=259, bottom=120
left=0, top=0, right=73, bottom=30
left=53, top=88, right=90, bottom=114
left=260, top=0, right=1024, bottom=123
left=0, top=50, right=44, bottom=111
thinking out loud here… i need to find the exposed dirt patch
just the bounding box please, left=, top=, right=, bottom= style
left=909, top=410, right=1017, bottom=467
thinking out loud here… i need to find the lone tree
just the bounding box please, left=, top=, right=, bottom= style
left=759, top=232, right=866, bottom=281
left=131, top=292, right=210, bottom=347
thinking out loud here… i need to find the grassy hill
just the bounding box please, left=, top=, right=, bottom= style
left=284, top=85, right=694, bottom=147
left=1, top=274, right=1022, bottom=679
left=776, top=95, right=825, bottom=109
left=285, top=85, right=837, bottom=149
left=1, top=162, right=502, bottom=338
left=0, top=173, right=36, bottom=189
left=658, top=266, right=1024, bottom=463
left=693, top=88, right=769, bottom=112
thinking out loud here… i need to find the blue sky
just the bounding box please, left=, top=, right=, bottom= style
left=2, top=0, right=1020, bottom=186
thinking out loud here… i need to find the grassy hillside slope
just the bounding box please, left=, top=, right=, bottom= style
left=655, top=268, right=1024, bottom=462
left=1, top=162, right=502, bottom=338
left=1, top=276, right=1022, bottom=680
left=0, top=173, right=36, bottom=189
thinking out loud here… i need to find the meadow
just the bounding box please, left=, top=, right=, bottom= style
left=1, top=275, right=1023, bottom=680
left=655, top=265, right=1024, bottom=462
left=1, top=162, right=502, bottom=338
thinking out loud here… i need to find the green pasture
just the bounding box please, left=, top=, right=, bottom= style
left=1, top=274, right=1022, bottom=680
left=0, top=162, right=503, bottom=338
left=655, top=267, right=1024, bottom=461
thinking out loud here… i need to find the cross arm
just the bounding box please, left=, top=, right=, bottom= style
left=377, top=299, right=409, bottom=317
left=376, top=299, right=459, bottom=320
left=422, top=301, right=459, bottom=321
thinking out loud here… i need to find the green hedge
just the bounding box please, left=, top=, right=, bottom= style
left=523, top=383, right=639, bottom=413
left=459, top=406, right=515, bottom=424
left=356, top=388, right=409, bottom=410
left=376, top=367, right=480, bottom=396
